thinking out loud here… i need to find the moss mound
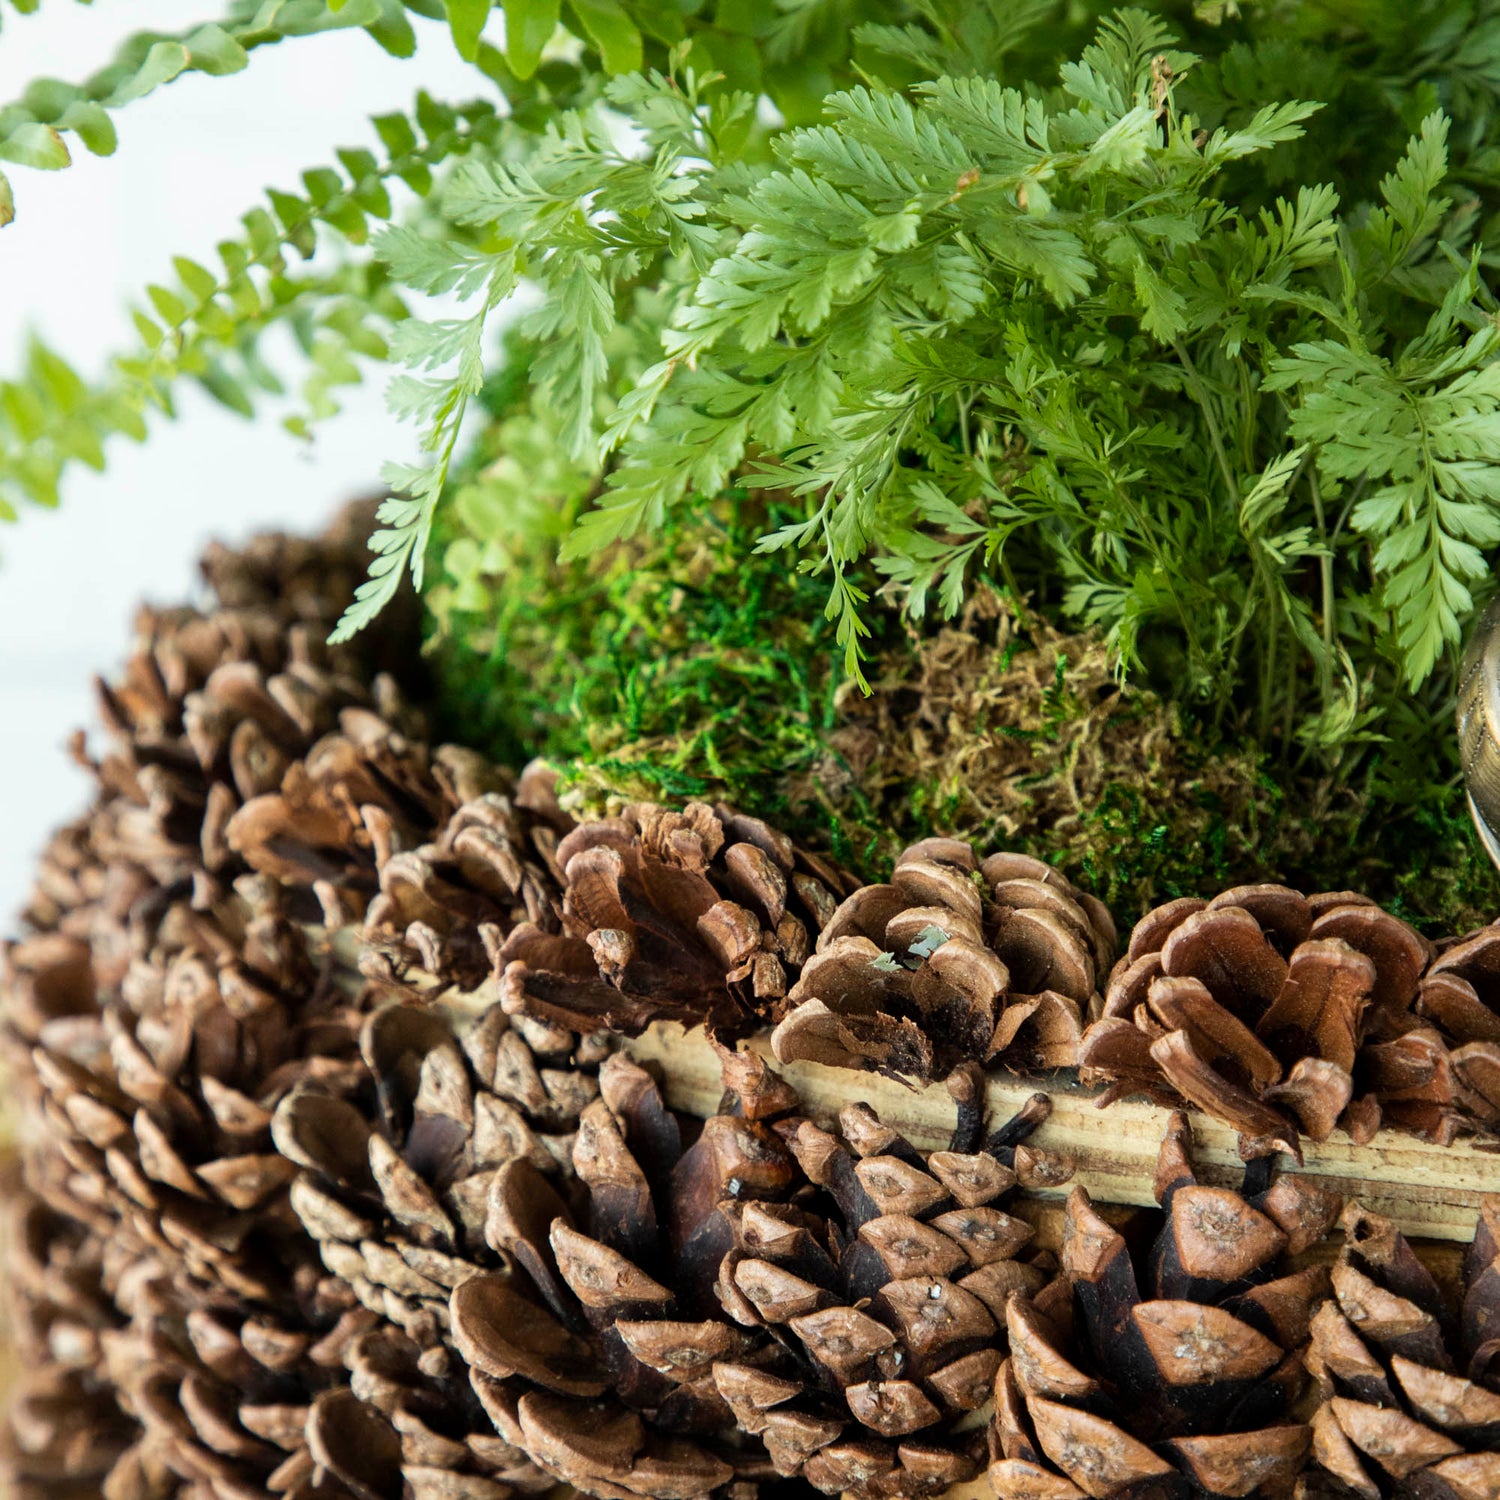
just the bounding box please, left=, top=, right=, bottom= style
left=425, top=458, right=1500, bottom=932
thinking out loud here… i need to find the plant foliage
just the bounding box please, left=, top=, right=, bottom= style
left=0, top=92, right=500, bottom=518
left=365, top=3, right=1500, bottom=819
left=9, top=0, right=1500, bottom=911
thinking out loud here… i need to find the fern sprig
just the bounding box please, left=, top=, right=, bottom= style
left=331, top=60, right=756, bottom=640
left=0, top=94, right=500, bottom=519
left=0, top=0, right=438, bottom=225
left=329, top=240, right=512, bottom=641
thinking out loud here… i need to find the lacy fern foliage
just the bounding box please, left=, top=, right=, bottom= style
left=0, top=92, right=500, bottom=520
left=365, top=5, right=1500, bottom=794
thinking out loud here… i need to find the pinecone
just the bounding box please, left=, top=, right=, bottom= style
left=93, top=1267, right=551, bottom=1500
left=0, top=513, right=558, bottom=1499
left=278, top=995, right=613, bottom=1365
left=28, top=929, right=571, bottom=1494
left=3, top=797, right=469, bottom=1499
left=0, top=1190, right=139, bottom=1498
left=498, top=801, right=856, bottom=1038
left=990, top=1112, right=1343, bottom=1500
left=2, top=503, right=541, bottom=1310
left=14, top=834, right=365, bottom=1313
left=1078, top=888, right=1433, bottom=1153
left=74, top=500, right=535, bottom=955
left=769, top=843, right=1116, bottom=1081
left=1302, top=1199, right=1500, bottom=1499
left=85, top=529, right=459, bottom=913
left=457, top=1049, right=1069, bottom=1500
left=358, top=762, right=573, bottom=993
left=1402, top=925, right=1500, bottom=1132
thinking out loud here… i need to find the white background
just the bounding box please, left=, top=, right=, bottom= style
left=0, top=4, right=494, bottom=921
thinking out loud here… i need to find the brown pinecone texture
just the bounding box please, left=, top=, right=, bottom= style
left=1077, top=887, right=1437, bottom=1154
left=1406, top=924, right=1500, bottom=1130
left=1, top=1187, right=140, bottom=1497
left=3, top=505, right=465, bottom=1298
left=76, top=512, right=470, bottom=913
left=357, top=761, right=575, bottom=993
left=498, top=800, right=856, bottom=1038
left=87, top=1252, right=552, bottom=1500
left=0, top=512, right=557, bottom=1498
left=769, top=842, right=1116, bottom=1082
left=411, top=1046, right=1070, bottom=1500
left=1302, top=1199, right=1500, bottom=1499
left=279, top=996, right=613, bottom=1365
left=990, top=1113, right=1344, bottom=1500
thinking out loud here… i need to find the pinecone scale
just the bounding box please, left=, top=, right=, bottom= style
left=990, top=1114, right=1342, bottom=1500
left=1303, top=1199, right=1500, bottom=1499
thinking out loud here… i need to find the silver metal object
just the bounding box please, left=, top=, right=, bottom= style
left=1458, top=596, right=1500, bottom=868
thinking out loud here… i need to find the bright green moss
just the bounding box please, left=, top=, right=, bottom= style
left=426, top=440, right=1500, bottom=931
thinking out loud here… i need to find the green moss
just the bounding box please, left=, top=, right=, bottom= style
left=426, top=425, right=885, bottom=840
left=425, top=443, right=1500, bottom=933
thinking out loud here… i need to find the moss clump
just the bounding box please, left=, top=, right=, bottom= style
left=803, top=588, right=1271, bottom=914
left=427, top=444, right=872, bottom=833
left=801, top=591, right=1500, bottom=931
left=426, top=445, right=1500, bottom=932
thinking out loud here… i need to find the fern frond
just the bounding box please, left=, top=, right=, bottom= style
left=0, top=264, right=397, bottom=518
left=0, top=0, right=435, bottom=219
left=0, top=94, right=501, bottom=517
left=330, top=258, right=510, bottom=641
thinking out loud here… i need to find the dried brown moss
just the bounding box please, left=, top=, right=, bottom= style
left=789, top=590, right=1498, bottom=930
left=786, top=589, right=1274, bottom=916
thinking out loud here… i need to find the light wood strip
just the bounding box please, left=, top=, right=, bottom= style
left=329, top=922, right=1500, bottom=1244
left=619, top=1023, right=1500, bottom=1243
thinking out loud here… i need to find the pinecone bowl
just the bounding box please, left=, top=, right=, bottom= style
left=13, top=517, right=1500, bottom=1500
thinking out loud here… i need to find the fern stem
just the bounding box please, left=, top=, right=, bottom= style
left=1309, top=465, right=1336, bottom=708
left=1258, top=578, right=1279, bottom=750
left=1173, top=339, right=1238, bottom=508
